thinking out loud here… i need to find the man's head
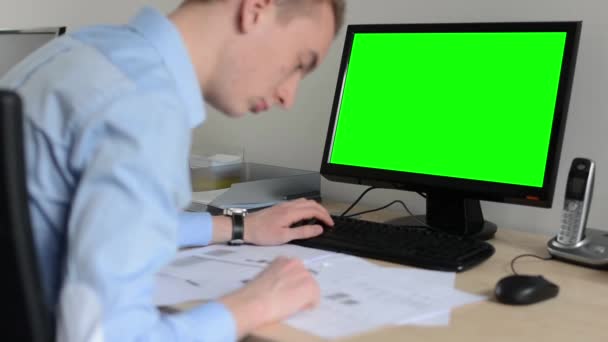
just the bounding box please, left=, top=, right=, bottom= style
left=183, top=0, right=345, bottom=36
left=173, top=0, right=346, bottom=117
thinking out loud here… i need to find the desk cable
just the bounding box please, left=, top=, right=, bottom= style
left=340, top=186, right=430, bottom=227
left=509, top=254, right=554, bottom=275
left=339, top=186, right=377, bottom=217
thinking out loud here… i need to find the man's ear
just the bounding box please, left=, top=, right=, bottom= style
left=237, top=0, right=274, bottom=34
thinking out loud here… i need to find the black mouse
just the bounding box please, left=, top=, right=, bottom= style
left=290, top=218, right=331, bottom=230
left=494, top=275, right=559, bottom=305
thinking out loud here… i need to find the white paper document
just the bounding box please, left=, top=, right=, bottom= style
left=389, top=268, right=455, bottom=326
left=154, top=244, right=334, bottom=306
left=187, top=243, right=336, bottom=267
left=286, top=256, right=484, bottom=339
left=156, top=257, right=260, bottom=305
left=154, top=244, right=486, bottom=339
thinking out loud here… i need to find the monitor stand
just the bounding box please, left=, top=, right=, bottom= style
left=385, top=191, right=497, bottom=241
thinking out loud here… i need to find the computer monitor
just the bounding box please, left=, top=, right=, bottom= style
left=321, top=22, right=582, bottom=240
left=0, top=27, right=66, bottom=77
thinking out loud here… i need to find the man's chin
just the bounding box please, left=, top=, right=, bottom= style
left=226, top=110, right=249, bottom=118
left=209, top=103, right=248, bottom=118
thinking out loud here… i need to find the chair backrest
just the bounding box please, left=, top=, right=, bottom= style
left=1, top=90, right=54, bottom=341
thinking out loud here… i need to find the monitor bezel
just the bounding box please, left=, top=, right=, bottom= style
left=321, top=21, right=582, bottom=208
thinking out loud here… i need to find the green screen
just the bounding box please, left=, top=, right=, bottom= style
left=329, top=32, right=567, bottom=187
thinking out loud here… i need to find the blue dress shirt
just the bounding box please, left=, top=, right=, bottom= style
left=1, top=7, right=236, bottom=342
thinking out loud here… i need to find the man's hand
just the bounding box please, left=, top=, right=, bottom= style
left=244, top=199, right=334, bottom=245
left=219, top=257, right=320, bottom=338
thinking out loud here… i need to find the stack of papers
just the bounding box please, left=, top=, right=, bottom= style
left=154, top=244, right=485, bottom=339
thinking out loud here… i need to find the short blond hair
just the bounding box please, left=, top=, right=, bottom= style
left=278, top=0, right=345, bottom=34
left=184, top=0, right=346, bottom=34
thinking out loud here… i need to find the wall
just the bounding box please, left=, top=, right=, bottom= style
left=1, top=0, right=606, bottom=236
left=1, top=32, right=60, bottom=75
left=0, top=0, right=178, bottom=28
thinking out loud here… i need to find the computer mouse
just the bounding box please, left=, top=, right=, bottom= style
left=494, top=275, right=559, bottom=305
left=290, top=218, right=331, bottom=230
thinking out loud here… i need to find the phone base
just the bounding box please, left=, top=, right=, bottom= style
left=548, top=228, right=608, bottom=269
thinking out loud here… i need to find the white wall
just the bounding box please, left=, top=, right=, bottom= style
left=1, top=0, right=607, bottom=236
left=1, top=32, right=60, bottom=75
left=0, top=0, right=179, bottom=29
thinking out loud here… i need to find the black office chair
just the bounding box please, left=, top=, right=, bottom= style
left=1, top=90, right=54, bottom=341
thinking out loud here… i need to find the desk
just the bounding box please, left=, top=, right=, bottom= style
left=244, top=201, right=608, bottom=342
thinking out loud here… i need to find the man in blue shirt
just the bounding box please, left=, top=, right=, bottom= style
left=0, top=0, right=345, bottom=340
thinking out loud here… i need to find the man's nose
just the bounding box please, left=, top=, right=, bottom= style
left=276, top=74, right=300, bottom=109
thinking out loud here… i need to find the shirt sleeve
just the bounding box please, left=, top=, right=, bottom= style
left=178, top=211, right=214, bottom=247
left=63, top=92, right=236, bottom=342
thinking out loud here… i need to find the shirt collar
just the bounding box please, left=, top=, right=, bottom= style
left=128, top=7, right=205, bottom=128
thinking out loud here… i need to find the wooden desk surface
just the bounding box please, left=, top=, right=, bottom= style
left=245, top=202, right=608, bottom=342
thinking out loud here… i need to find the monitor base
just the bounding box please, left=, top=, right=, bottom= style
left=385, top=215, right=497, bottom=241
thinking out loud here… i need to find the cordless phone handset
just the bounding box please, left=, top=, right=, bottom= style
left=556, top=158, right=595, bottom=246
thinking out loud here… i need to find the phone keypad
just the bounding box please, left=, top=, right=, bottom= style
left=558, top=200, right=584, bottom=245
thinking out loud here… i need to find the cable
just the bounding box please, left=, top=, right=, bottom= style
left=345, top=200, right=403, bottom=217
left=341, top=186, right=430, bottom=227
left=509, top=254, right=553, bottom=275
left=339, top=186, right=376, bottom=217
left=345, top=200, right=430, bottom=228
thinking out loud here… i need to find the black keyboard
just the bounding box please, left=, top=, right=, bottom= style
left=290, top=215, right=495, bottom=272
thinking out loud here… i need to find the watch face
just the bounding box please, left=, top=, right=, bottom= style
left=228, top=239, right=245, bottom=246
left=225, top=208, right=247, bottom=216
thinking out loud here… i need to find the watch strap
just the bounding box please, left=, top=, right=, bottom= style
left=227, top=209, right=246, bottom=246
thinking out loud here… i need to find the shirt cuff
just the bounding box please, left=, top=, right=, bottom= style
left=178, top=211, right=213, bottom=247
left=171, top=301, right=237, bottom=342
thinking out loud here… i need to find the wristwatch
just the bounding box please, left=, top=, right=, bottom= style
left=223, top=208, right=247, bottom=246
